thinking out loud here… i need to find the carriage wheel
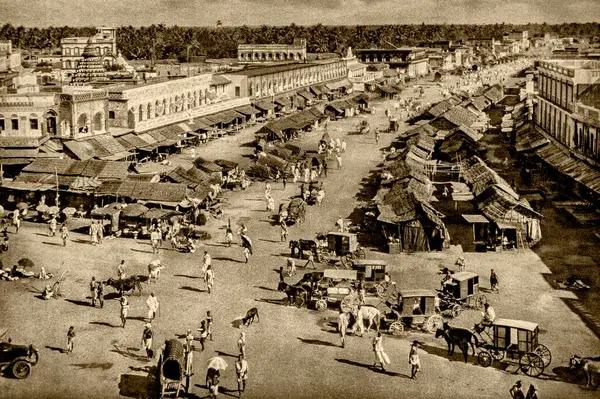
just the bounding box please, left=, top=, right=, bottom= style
left=520, top=352, right=544, bottom=377
left=319, top=251, right=331, bottom=264
left=451, top=304, right=463, bottom=318
left=340, top=254, right=354, bottom=269
left=375, top=283, right=387, bottom=299
left=11, top=360, right=31, bottom=379
left=533, top=344, right=552, bottom=368
left=490, top=349, right=505, bottom=361
left=389, top=321, right=404, bottom=336
left=477, top=351, right=493, bottom=368
left=475, top=294, right=487, bottom=310
left=315, top=299, right=327, bottom=311
left=355, top=247, right=366, bottom=259
left=294, top=294, right=306, bottom=309
left=424, top=314, right=444, bottom=333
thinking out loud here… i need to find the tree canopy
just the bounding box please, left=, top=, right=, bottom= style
left=1, top=23, right=599, bottom=61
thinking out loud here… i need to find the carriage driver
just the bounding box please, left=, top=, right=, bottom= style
left=477, top=302, right=496, bottom=330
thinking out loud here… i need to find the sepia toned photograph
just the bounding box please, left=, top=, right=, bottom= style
left=0, top=0, right=599, bottom=398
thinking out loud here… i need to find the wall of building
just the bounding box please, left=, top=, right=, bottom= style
left=238, top=39, right=307, bottom=63
left=59, top=88, right=108, bottom=137
left=0, top=93, right=59, bottom=140
left=61, top=27, right=117, bottom=70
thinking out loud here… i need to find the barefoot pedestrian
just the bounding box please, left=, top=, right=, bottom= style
left=490, top=268, right=499, bottom=293
left=243, top=247, right=250, bottom=263
left=235, top=354, right=248, bottom=397
left=90, top=277, right=98, bottom=307
left=146, top=292, right=159, bottom=321
left=97, top=281, right=104, bottom=309
left=338, top=311, right=349, bottom=348
left=237, top=332, right=246, bottom=358
left=280, top=223, right=288, bottom=242
left=117, top=260, right=126, bottom=280
left=304, top=251, right=316, bottom=269
left=197, top=321, right=207, bottom=351
left=141, top=323, right=153, bottom=359
left=525, top=384, right=538, bottom=399
left=205, top=265, right=214, bottom=293
left=60, top=223, right=69, bottom=246
left=206, top=311, right=213, bottom=341
left=509, top=380, right=525, bottom=399
left=185, top=329, right=194, bottom=352
left=225, top=226, right=234, bottom=247
left=66, top=326, right=75, bottom=354
left=373, top=332, right=390, bottom=371
left=49, top=216, right=57, bottom=237
left=202, top=251, right=211, bottom=276
left=120, top=296, right=129, bottom=327
left=96, top=220, right=104, bottom=245
left=409, top=340, right=421, bottom=379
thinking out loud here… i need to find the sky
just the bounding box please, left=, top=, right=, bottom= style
left=1, top=0, right=599, bottom=27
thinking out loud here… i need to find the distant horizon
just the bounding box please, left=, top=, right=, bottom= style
left=2, top=22, right=599, bottom=29
left=1, top=0, right=599, bottom=28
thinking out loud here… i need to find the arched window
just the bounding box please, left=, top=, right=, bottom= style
left=127, top=109, right=135, bottom=128
left=138, top=105, right=143, bottom=122
left=65, top=60, right=72, bottom=69
left=77, top=113, right=88, bottom=133
left=0, top=114, right=5, bottom=132
left=29, top=113, right=39, bottom=131
left=45, top=111, right=57, bottom=135
left=93, top=112, right=103, bottom=131
left=155, top=100, right=161, bottom=117
left=162, top=99, right=167, bottom=115
left=147, top=103, right=151, bottom=119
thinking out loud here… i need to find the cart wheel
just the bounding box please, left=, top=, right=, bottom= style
left=520, top=352, right=544, bottom=377
left=294, top=295, right=305, bottom=309
left=315, top=299, right=327, bottom=311
left=11, top=360, right=31, bottom=379
left=319, top=251, right=331, bottom=264
left=533, top=344, right=552, bottom=368
left=451, top=304, right=462, bottom=318
left=490, top=349, right=505, bottom=361
left=341, top=254, right=354, bottom=269
left=355, top=247, right=366, bottom=259
left=425, top=314, right=444, bottom=333
left=475, top=294, right=487, bottom=310
left=375, top=283, right=387, bottom=299
left=477, top=351, right=493, bottom=368
left=389, top=322, right=404, bottom=336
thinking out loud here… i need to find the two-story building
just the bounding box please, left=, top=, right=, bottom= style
left=0, top=41, right=22, bottom=73
left=353, top=48, right=429, bottom=79
left=223, top=59, right=348, bottom=100
left=61, top=27, right=117, bottom=72
left=238, top=39, right=307, bottom=64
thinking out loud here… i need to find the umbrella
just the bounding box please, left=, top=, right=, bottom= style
left=47, top=206, right=60, bottom=215
left=240, top=234, right=252, bottom=249
left=62, top=207, right=77, bottom=216
left=206, top=356, right=228, bottom=371
left=121, top=203, right=149, bottom=218
left=0, top=205, right=4, bottom=217
left=17, top=258, right=35, bottom=269
left=36, top=204, right=49, bottom=213
left=16, top=202, right=29, bottom=212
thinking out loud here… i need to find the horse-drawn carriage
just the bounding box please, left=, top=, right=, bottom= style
left=385, top=289, right=444, bottom=335
left=351, top=260, right=396, bottom=300
left=313, top=269, right=359, bottom=312
left=326, top=232, right=366, bottom=268
left=474, top=319, right=551, bottom=377
left=289, top=234, right=330, bottom=263
left=438, top=271, right=487, bottom=317
left=158, top=339, right=193, bottom=398
left=356, top=120, right=370, bottom=135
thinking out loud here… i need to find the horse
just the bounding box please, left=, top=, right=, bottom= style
left=435, top=323, right=479, bottom=363
left=570, top=355, right=600, bottom=388
left=277, top=281, right=307, bottom=308
left=242, top=307, right=259, bottom=327
left=352, top=306, right=381, bottom=334
left=106, top=276, right=143, bottom=296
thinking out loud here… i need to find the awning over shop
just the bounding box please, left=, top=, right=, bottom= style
left=297, top=89, right=315, bottom=101
left=252, top=99, right=275, bottom=112
left=462, top=214, right=490, bottom=224
left=496, top=221, right=517, bottom=230
left=536, top=142, right=600, bottom=196
left=235, top=105, right=261, bottom=116
left=216, top=109, right=245, bottom=124
left=186, top=119, right=213, bottom=132
left=325, top=78, right=353, bottom=91
left=274, top=96, right=293, bottom=108
left=377, top=85, right=400, bottom=95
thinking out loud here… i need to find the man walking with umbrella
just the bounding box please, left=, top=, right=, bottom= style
left=206, top=357, right=228, bottom=399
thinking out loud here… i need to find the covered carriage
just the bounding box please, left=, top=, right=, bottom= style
left=439, top=271, right=487, bottom=317
left=387, top=289, right=444, bottom=335
left=476, top=319, right=551, bottom=377
left=312, top=269, right=359, bottom=312
left=326, top=232, right=366, bottom=268
left=351, top=259, right=396, bottom=300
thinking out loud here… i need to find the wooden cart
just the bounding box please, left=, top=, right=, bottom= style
left=390, top=289, right=445, bottom=335
left=440, top=271, right=487, bottom=316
